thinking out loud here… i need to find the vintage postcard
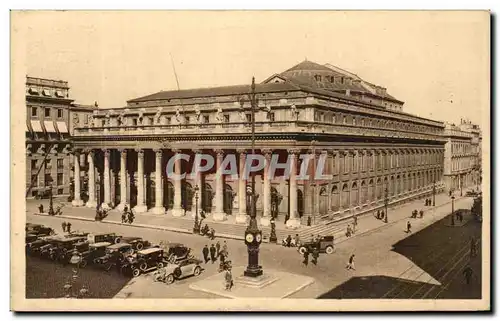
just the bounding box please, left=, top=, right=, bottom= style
left=10, top=10, right=490, bottom=311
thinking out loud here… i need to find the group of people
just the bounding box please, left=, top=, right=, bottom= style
left=346, top=217, right=358, bottom=238
left=200, top=240, right=233, bottom=291
left=200, top=224, right=216, bottom=240
left=411, top=209, right=424, bottom=219
left=61, top=221, right=72, bottom=234
left=39, top=204, right=63, bottom=216
left=424, top=198, right=433, bottom=206
left=120, top=205, right=135, bottom=224
left=95, top=206, right=110, bottom=222
left=282, top=234, right=301, bottom=247
left=375, top=210, right=386, bottom=220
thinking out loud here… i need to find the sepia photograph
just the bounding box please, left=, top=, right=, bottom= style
left=10, top=10, right=490, bottom=311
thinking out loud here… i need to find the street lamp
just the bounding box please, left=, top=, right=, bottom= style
left=193, top=185, right=200, bottom=234
left=244, top=77, right=263, bottom=278
left=432, top=180, right=436, bottom=206
left=451, top=195, right=455, bottom=226
left=384, top=186, right=389, bottom=223
left=48, top=183, right=54, bottom=216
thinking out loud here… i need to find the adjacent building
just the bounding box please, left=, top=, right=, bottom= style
left=25, top=76, right=96, bottom=198
left=70, top=60, right=447, bottom=228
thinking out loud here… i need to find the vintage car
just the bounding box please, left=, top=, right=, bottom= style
left=87, top=232, right=121, bottom=244
left=70, top=241, right=112, bottom=268
left=26, top=236, right=59, bottom=254
left=465, top=190, right=480, bottom=197
left=298, top=235, right=335, bottom=255
left=26, top=223, right=55, bottom=236
left=163, top=243, right=191, bottom=263
left=154, top=257, right=204, bottom=284
left=94, top=243, right=135, bottom=271
left=121, top=247, right=168, bottom=277
left=25, top=234, right=39, bottom=244
left=45, top=236, right=88, bottom=262
left=119, top=237, right=151, bottom=250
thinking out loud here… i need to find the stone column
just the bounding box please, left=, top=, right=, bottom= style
left=260, top=149, right=272, bottom=226
left=212, top=149, right=227, bottom=221
left=171, top=149, right=184, bottom=217
left=191, top=150, right=203, bottom=219
left=101, top=149, right=111, bottom=210
left=133, top=149, right=148, bottom=213
left=85, top=150, right=97, bottom=208
left=286, top=149, right=301, bottom=228
left=116, top=149, right=128, bottom=211
left=235, top=149, right=248, bottom=224
left=71, top=151, right=84, bottom=206
left=151, top=149, right=165, bottom=214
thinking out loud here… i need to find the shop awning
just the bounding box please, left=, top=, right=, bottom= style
left=44, top=121, right=56, bottom=133
left=56, top=121, right=68, bottom=133
left=30, top=120, right=43, bottom=133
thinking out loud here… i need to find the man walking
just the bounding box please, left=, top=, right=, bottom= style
left=346, top=254, right=355, bottom=270
left=224, top=268, right=233, bottom=291
left=406, top=221, right=412, bottom=234
left=216, top=241, right=221, bottom=257
left=311, top=246, right=319, bottom=266
left=66, top=222, right=72, bottom=234
left=202, top=245, right=209, bottom=264
left=209, top=244, right=217, bottom=263
left=61, top=221, right=67, bottom=234
left=222, top=241, right=228, bottom=255
left=302, top=249, right=309, bottom=267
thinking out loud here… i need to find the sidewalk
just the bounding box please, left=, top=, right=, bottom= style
left=28, top=191, right=469, bottom=245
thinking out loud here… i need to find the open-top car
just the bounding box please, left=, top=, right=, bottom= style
left=154, top=257, right=204, bottom=284
left=26, top=223, right=55, bottom=237
left=298, top=235, right=335, bottom=255
left=121, top=247, right=168, bottom=277
left=70, top=241, right=112, bottom=268
left=119, top=237, right=151, bottom=250
left=163, top=243, right=191, bottom=263
left=94, top=242, right=135, bottom=271
left=87, top=232, right=121, bottom=244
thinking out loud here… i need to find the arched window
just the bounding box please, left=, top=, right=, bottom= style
left=331, top=184, right=340, bottom=211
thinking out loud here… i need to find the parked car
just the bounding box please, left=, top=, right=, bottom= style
left=95, top=243, right=135, bottom=271
left=25, top=234, right=39, bottom=244
left=26, top=236, right=59, bottom=255
left=26, top=223, right=55, bottom=236
left=163, top=243, right=191, bottom=263
left=154, top=257, right=204, bottom=284
left=121, top=247, right=168, bottom=277
left=298, top=235, right=335, bottom=255
left=87, top=232, right=121, bottom=244
left=46, top=237, right=88, bottom=262
left=119, top=237, right=151, bottom=250
left=70, top=241, right=112, bottom=268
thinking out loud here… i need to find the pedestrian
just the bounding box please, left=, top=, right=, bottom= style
left=419, top=210, right=424, bottom=218
left=286, top=235, right=292, bottom=247
left=127, top=210, right=135, bottom=224
left=209, top=244, right=217, bottom=263
left=463, top=266, right=473, bottom=285
left=224, top=268, right=233, bottom=291
left=66, top=222, right=72, bottom=234
left=222, top=241, right=228, bottom=255
left=202, top=245, right=209, bottom=264
left=311, top=246, right=319, bottom=265
left=310, top=234, right=315, bottom=243
left=302, top=250, right=309, bottom=267
left=121, top=211, right=127, bottom=224
left=346, top=225, right=352, bottom=238
left=380, top=210, right=385, bottom=220
left=216, top=241, right=221, bottom=257
left=61, top=221, right=67, bottom=233
left=307, top=216, right=312, bottom=226
left=376, top=210, right=381, bottom=219
left=346, top=254, right=356, bottom=270
left=294, top=234, right=301, bottom=247
left=353, top=216, right=358, bottom=231
left=38, top=204, right=44, bottom=213
left=406, top=221, right=412, bottom=233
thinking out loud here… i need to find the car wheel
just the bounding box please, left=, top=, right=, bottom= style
left=136, top=242, right=144, bottom=250
left=325, top=246, right=334, bottom=255
left=298, top=247, right=307, bottom=255
left=165, top=274, right=174, bottom=284
left=139, top=262, right=148, bottom=271
left=79, top=259, right=88, bottom=268
left=193, top=266, right=201, bottom=276
left=174, top=267, right=182, bottom=279
left=49, top=230, right=55, bottom=236
left=132, top=268, right=141, bottom=277
left=157, top=262, right=164, bottom=269
left=114, top=237, right=121, bottom=244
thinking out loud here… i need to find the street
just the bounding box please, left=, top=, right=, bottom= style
left=25, top=195, right=480, bottom=299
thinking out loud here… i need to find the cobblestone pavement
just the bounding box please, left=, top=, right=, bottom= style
left=25, top=193, right=475, bottom=299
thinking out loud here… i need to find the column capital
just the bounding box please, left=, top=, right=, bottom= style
left=192, top=149, right=203, bottom=154
left=236, top=148, right=247, bottom=154
left=214, top=149, right=224, bottom=157
left=82, top=147, right=93, bottom=154
left=102, top=148, right=110, bottom=156
left=262, top=148, right=273, bottom=157
left=72, top=149, right=83, bottom=156
left=287, top=148, right=300, bottom=155
left=172, top=148, right=182, bottom=154
left=137, top=149, right=145, bottom=158
left=153, top=149, right=162, bottom=156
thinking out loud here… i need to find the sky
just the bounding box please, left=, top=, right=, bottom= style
left=13, top=10, right=489, bottom=125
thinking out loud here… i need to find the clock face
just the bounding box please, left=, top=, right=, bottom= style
left=245, top=233, right=254, bottom=243
left=256, top=234, right=262, bottom=243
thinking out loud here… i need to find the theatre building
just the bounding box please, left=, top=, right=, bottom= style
left=71, top=60, right=446, bottom=228
left=25, top=76, right=96, bottom=198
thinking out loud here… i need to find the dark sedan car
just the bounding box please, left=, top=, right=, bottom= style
left=118, top=237, right=151, bottom=250
left=95, top=243, right=135, bottom=271
left=26, top=223, right=55, bottom=237
left=70, top=241, right=112, bottom=268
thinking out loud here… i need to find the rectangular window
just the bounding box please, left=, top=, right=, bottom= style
left=246, top=114, right=252, bottom=123
left=343, top=156, right=349, bottom=173
left=44, top=174, right=52, bottom=186
left=57, top=159, right=64, bottom=169
left=269, top=112, right=275, bottom=122
left=57, top=173, right=63, bottom=186
left=45, top=160, right=52, bottom=171
left=332, top=155, right=337, bottom=174
left=44, top=108, right=51, bottom=117
left=166, top=117, right=171, bottom=124
left=57, top=109, right=63, bottom=119
left=203, top=115, right=209, bottom=123
left=84, top=115, right=89, bottom=125
left=132, top=119, right=138, bottom=126
left=223, top=115, right=230, bottom=123
left=31, top=107, right=37, bottom=117
left=352, top=155, right=357, bottom=173
left=31, top=159, right=37, bottom=170
left=31, top=174, right=38, bottom=186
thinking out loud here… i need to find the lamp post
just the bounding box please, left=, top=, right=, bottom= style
left=432, top=180, right=436, bottom=206
left=244, top=77, right=263, bottom=278
left=384, top=186, right=389, bottom=223
left=193, top=185, right=200, bottom=234
left=48, top=183, right=54, bottom=215
left=451, top=195, right=455, bottom=226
